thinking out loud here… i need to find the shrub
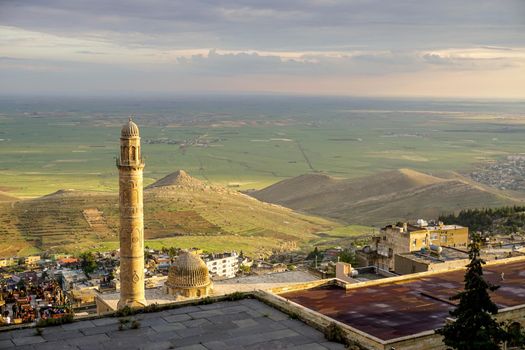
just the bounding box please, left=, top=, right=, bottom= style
left=115, top=306, right=134, bottom=317
left=36, top=314, right=74, bottom=327
left=325, top=322, right=347, bottom=344
left=225, top=292, right=245, bottom=301
left=118, top=317, right=140, bottom=330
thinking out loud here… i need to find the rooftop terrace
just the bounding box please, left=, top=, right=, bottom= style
left=281, top=259, right=525, bottom=341
left=0, top=299, right=344, bottom=350
left=400, top=246, right=469, bottom=264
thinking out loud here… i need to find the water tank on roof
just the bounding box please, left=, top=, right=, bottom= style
left=430, top=244, right=443, bottom=254
left=417, top=219, right=428, bottom=227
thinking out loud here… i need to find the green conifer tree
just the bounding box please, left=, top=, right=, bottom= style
left=437, top=234, right=508, bottom=349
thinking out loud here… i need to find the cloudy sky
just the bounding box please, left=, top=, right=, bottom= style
left=1, top=0, right=524, bottom=98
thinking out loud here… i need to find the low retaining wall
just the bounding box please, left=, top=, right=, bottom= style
left=254, top=289, right=385, bottom=350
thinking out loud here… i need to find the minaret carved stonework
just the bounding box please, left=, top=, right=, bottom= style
left=117, top=118, right=146, bottom=308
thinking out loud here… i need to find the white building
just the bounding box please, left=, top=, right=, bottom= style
left=204, top=252, right=239, bottom=279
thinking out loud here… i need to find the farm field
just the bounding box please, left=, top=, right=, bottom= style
left=1, top=96, right=525, bottom=198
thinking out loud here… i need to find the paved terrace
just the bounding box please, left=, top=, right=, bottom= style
left=281, top=259, right=525, bottom=341
left=0, top=299, right=344, bottom=350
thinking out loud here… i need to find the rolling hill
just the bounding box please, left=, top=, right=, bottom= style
left=0, top=170, right=336, bottom=257
left=250, top=168, right=522, bottom=225
left=0, top=191, right=19, bottom=202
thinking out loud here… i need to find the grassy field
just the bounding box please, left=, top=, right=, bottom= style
left=1, top=97, right=525, bottom=198
left=2, top=96, right=524, bottom=256
left=308, top=225, right=376, bottom=249
left=0, top=171, right=337, bottom=257
left=86, top=226, right=376, bottom=255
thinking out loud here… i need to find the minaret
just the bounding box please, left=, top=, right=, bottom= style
left=117, top=117, right=146, bottom=308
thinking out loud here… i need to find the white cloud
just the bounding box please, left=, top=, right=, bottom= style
left=0, top=1, right=524, bottom=97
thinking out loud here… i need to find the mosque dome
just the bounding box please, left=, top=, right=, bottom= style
left=121, top=118, right=140, bottom=137
left=166, top=251, right=211, bottom=289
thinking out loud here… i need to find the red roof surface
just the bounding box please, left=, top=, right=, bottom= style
left=281, top=260, right=525, bottom=341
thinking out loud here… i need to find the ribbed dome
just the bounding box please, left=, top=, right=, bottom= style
left=166, top=252, right=211, bottom=288
left=121, top=118, right=140, bottom=137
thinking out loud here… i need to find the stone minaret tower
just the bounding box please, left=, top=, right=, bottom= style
left=117, top=118, right=146, bottom=309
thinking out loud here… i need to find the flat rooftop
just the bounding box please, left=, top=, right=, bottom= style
left=426, top=224, right=463, bottom=231
left=98, top=271, right=319, bottom=311
left=0, top=299, right=344, bottom=350
left=400, top=246, right=469, bottom=263
left=403, top=224, right=464, bottom=232
left=281, top=259, right=525, bottom=341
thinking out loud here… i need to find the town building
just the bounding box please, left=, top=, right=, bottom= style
left=394, top=246, right=470, bottom=275
left=373, top=220, right=468, bottom=270
left=204, top=252, right=239, bottom=279
left=0, top=257, right=16, bottom=267
left=24, top=256, right=41, bottom=266
left=59, top=269, right=88, bottom=291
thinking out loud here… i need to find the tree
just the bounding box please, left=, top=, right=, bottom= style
left=436, top=234, right=508, bottom=349
left=338, top=249, right=357, bottom=265
left=16, top=279, right=25, bottom=291
left=239, top=264, right=251, bottom=275
left=80, top=252, right=97, bottom=276
left=307, top=247, right=322, bottom=260
left=167, top=247, right=177, bottom=259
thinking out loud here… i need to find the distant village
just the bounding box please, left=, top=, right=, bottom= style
left=470, top=154, right=525, bottom=191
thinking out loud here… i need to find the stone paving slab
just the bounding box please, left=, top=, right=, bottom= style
left=0, top=339, right=15, bottom=348
left=1, top=299, right=344, bottom=350
left=11, top=335, right=45, bottom=346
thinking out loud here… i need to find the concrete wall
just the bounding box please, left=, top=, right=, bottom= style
left=394, top=254, right=471, bottom=275
left=335, top=262, right=354, bottom=283
left=95, top=295, right=114, bottom=315
left=394, top=254, right=430, bottom=275
left=429, top=226, right=468, bottom=249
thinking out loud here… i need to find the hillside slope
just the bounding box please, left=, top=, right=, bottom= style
left=0, top=191, right=19, bottom=202
left=0, top=170, right=336, bottom=257
left=251, top=169, right=521, bottom=225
